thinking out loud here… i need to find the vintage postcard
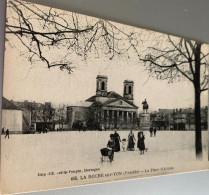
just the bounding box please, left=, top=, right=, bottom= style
left=1, top=0, right=209, bottom=194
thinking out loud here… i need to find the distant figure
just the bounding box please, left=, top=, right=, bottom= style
left=142, top=99, right=149, bottom=113
left=83, top=121, right=87, bottom=131
left=113, top=130, right=121, bottom=152
left=121, top=138, right=127, bottom=152
left=137, top=131, right=145, bottom=154
left=107, top=134, right=115, bottom=162
left=2, top=127, right=5, bottom=135
left=5, top=129, right=9, bottom=139
left=149, top=126, right=153, bottom=137
left=127, top=130, right=136, bottom=151
left=78, top=121, right=82, bottom=131
left=43, top=127, right=47, bottom=133
left=153, top=126, right=157, bottom=137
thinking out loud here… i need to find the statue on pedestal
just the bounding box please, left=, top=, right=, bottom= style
left=142, top=99, right=149, bottom=113
left=140, top=99, right=151, bottom=130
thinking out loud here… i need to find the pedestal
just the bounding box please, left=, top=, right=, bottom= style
left=140, top=113, right=151, bottom=130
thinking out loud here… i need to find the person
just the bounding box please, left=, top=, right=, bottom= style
left=153, top=126, right=157, bottom=137
left=5, top=129, right=9, bottom=139
left=83, top=121, right=87, bottom=131
left=121, top=138, right=127, bottom=152
left=137, top=131, right=145, bottom=154
left=107, top=134, right=115, bottom=162
left=127, top=130, right=136, bottom=151
left=113, top=130, right=121, bottom=152
left=2, top=127, right=5, bottom=135
left=149, top=126, right=153, bottom=137
left=78, top=121, right=81, bottom=131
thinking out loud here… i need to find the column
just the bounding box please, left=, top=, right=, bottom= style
left=109, top=110, right=112, bottom=129
left=112, top=110, right=115, bottom=129
left=133, top=112, right=136, bottom=128
left=126, top=111, right=129, bottom=128
left=101, top=109, right=104, bottom=130
left=106, top=110, right=109, bottom=129
left=131, top=112, right=134, bottom=128
left=116, top=111, right=119, bottom=129
left=121, top=111, right=124, bottom=129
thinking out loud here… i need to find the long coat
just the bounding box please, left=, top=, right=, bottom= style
left=113, top=132, right=121, bottom=152
left=137, top=132, right=145, bottom=151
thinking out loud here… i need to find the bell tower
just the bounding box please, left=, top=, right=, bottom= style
left=123, top=80, right=134, bottom=102
left=96, top=75, right=108, bottom=96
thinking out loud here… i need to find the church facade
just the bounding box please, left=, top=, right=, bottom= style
left=67, top=75, right=139, bottom=130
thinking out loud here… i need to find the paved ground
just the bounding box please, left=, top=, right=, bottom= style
left=1, top=130, right=208, bottom=194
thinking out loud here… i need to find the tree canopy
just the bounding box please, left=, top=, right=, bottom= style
left=6, top=0, right=141, bottom=73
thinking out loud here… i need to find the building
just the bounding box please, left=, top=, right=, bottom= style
left=13, top=100, right=55, bottom=132
left=1, top=97, right=31, bottom=133
left=67, top=75, right=139, bottom=130
left=151, top=107, right=208, bottom=130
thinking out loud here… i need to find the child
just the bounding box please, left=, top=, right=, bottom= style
left=121, top=138, right=127, bottom=152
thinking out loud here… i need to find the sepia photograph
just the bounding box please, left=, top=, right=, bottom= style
left=1, top=0, right=209, bottom=194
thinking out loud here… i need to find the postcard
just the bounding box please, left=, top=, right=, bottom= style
left=1, top=0, right=208, bottom=194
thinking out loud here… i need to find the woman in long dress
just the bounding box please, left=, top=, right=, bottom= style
left=113, top=130, right=121, bottom=152
left=107, top=134, right=115, bottom=161
left=137, top=131, right=145, bottom=154
left=127, top=130, right=136, bottom=151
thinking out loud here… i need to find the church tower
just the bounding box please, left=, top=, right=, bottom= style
left=123, top=80, right=134, bottom=102
left=96, top=75, right=108, bottom=96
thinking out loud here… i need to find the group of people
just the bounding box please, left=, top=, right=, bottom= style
left=149, top=126, right=157, bottom=137
left=126, top=130, right=146, bottom=154
left=105, top=130, right=146, bottom=161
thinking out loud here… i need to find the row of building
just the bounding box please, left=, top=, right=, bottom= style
left=150, top=107, right=208, bottom=130
left=1, top=75, right=208, bottom=133
left=66, top=75, right=208, bottom=131
left=1, top=97, right=56, bottom=133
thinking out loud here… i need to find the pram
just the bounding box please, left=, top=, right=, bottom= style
left=100, top=148, right=114, bottom=162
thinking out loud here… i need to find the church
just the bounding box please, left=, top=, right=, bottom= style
left=67, top=75, right=139, bottom=130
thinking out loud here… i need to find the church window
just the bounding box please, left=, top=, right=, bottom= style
left=101, top=81, right=105, bottom=90
left=128, top=86, right=132, bottom=94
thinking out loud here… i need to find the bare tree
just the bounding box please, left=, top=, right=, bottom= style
left=141, top=36, right=209, bottom=158
left=5, top=0, right=140, bottom=73
left=55, top=104, right=67, bottom=129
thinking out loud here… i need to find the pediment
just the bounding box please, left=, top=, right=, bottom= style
left=106, top=99, right=135, bottom=108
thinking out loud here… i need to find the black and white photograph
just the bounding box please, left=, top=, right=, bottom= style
left=1, top=0, right=209, bottom=194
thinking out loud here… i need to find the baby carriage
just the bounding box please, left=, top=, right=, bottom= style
left=100, top=148, right=114, bottom=162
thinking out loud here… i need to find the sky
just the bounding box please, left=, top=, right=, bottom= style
left=3, top=2, right=208, bottom=111
left=3, top=45, right=208, bottom=112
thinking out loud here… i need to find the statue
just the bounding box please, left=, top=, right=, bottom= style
left=142, top=99, right=149, bottom=113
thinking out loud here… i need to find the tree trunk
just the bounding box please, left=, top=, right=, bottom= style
left=194, top=42, right=202, bottom=159
left=194, top=86, right=202, bottom=159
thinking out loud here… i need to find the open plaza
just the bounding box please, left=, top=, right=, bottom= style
left=1, top=130, right=208, bottom=194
